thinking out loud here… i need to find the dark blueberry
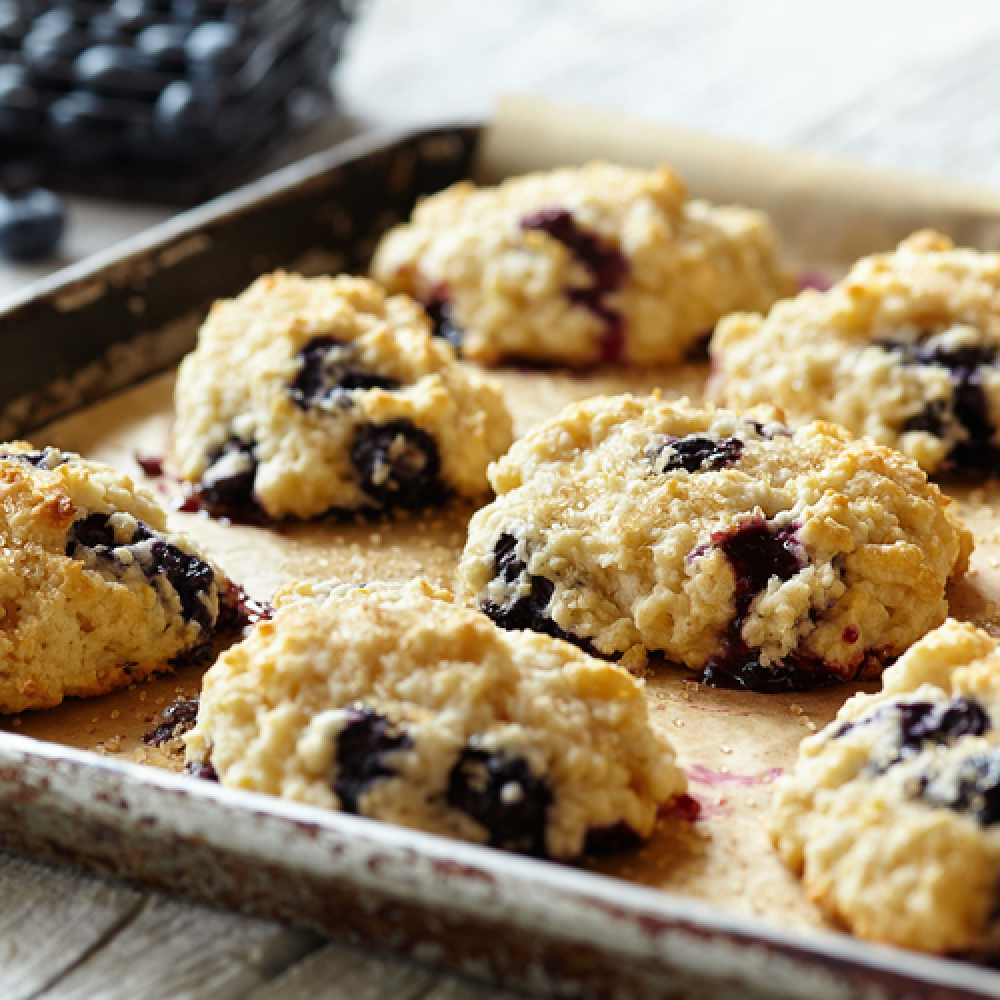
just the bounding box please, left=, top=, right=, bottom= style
left=583, top=822, right=644, bottom=856
left=0, top=65, right=39, bottom=135
left=146, top=538, right=216, bottom=630
left=66, top=511, right=117, bottom=551
left=700, top=650, right=836, bottom=693
left=494, top=532, right=526, bottom=584
left=482, top=575, right=554, bottom=632
left=142, top=696, right=199, bottom=746
left=422, top=294, right=463, bottom=350
left=0, top=4, right=28, bottom=49
left=109, top=0, right=166, bottom=33
left=903, top=401, right=947, bottom=438
left=952, top=373, right=993, bottom=442
left=67, top=512, right=216, bottom=630
left=650, top=435, right=744, bottom=474
left=73, top=45, right=157, bottom=99
left=920, top=749, right=1000, bottom=826
left=181, top=438, right=266, bottom=524
left=23, top=10, right=87, bottom=62
left=154, top=79, right=237, bottom=148
left=899, top=698, right=991, bottom=749
left=136, top=23, right=189, bottom=70
left=333, top=707, right=411, bottom=813
left=0, top=188, right=64, bottom=262
left=48, top=92, right=122, bottom=167
left=351, top=419, right=443, bottom=510
left=712, top=517, right=800, bottom=599
left=185, top=21, right=244, bottom=76
left=184, top=760, right=218, bottom=781
left=89, top=12, right=131, bottom=44
left=522, top=209, right=628, bottom=290
left=447, top=747, right=552, bottom=856
left=833, top=698, right=990, bottom=762
left=914, top=344, right=998, bottom=370
left=881, top=337, right=1000, bottom=474
left=482, top=533, right=607, bottom=658
left=698, top=518, right=815, bottom=692
left=289, top=336, right=401, bottom=410
left=521, top=208, right=629, bottom=363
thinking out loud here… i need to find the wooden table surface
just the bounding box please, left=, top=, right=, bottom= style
left=5, top=1, right=1000, bottom=996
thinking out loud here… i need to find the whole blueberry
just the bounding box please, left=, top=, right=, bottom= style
left=0, top=187, right=65, bottom=261
left=136, top=23, right=189, bottom=70
left=185, top=22, right=243, bottom=76
left=74, top=45, right=155, bottom=99
left=0, top=65, right=39, bottom=134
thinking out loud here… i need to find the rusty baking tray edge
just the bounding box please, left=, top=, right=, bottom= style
left=0, top=119, right=997, bottom=999
left=0, top=735, right=997, bottom=1000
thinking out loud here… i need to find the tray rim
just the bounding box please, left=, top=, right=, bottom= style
left=2, top=731, right=999, bottom=998
left=1, top=116, right=999, bottom=999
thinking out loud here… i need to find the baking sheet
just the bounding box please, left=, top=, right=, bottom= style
left=5, top=100, right=1000, bottom=992
left=5, top=356, right=999, bottom=944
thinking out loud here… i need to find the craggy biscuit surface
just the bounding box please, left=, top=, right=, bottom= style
left=458, top=395, right=971, bottom=690
left=770, top=621, right=1000, bottom=954
left=0, top=443, right=222, bottom=713
left=184, top=579, right=685, bottom=861
left=713, top=231, right=1000, bottom=476
left=372, top=163, right=793, bottom=366
left=173, top=273, right=513, bottom=520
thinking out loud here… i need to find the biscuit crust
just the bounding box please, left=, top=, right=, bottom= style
left=185, top=579, right=685, bottom=860
left=173, top=273, right=513, bottom=520
left=373, top=163, right=793, bottom=366
left=713, top=231, right=1000, bottom=476
left=458, top=395, right=971, bottom=689
left=0, top=443, right=221, bottom=713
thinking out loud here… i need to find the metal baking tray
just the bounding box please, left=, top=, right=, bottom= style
left=2, top=118, right=1000, bottom=1000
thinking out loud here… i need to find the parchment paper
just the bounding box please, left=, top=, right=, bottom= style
left=5, top=98, right=1000, bottom=939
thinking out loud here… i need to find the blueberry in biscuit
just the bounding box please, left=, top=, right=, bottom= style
left=184, top=579, right=686, bottom=861
left=173, top=273, right=513, bottom=520
left=458, top=395, right=971, bottom=690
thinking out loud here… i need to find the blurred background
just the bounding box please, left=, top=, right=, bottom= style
left=4, top=0, right=1000, bottom=296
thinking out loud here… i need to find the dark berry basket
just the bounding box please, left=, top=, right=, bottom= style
left=0, top=121, right=999, bottom=1000
left=0, top=0, right=354, bottom=204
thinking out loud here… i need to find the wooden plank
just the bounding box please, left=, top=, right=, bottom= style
left=245, top=941, right=528, bottom=1000
left=37, top=896, right=317, bottom=1000
left=245, top=942, right=438, bottom=1000
left=0, top=854, right=144, bottom=1000
left=419, top=976, right=527, bottom=1000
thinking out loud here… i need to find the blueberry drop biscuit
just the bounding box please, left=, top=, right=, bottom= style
left=184, top=579, right=685, bottom=860
left=770, top=621, right=1000, bottom=954
left=0, top=442, right=224, bottom=713
left=371, top=163, right=793, bottom=367
left=457, top=396, right=971, bottom=691
left=173, top=273, right=513, bottom=521
left=713, top=231, right=1000, bottom=477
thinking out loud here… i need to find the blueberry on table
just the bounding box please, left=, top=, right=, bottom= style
left=0, top=186, right=65, bottom=261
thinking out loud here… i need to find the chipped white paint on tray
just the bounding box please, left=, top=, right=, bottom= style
left=7, top=1, right=1000, bottom=998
